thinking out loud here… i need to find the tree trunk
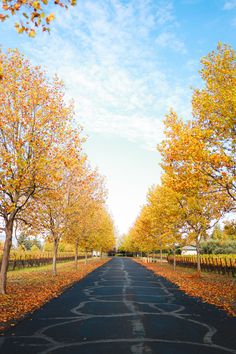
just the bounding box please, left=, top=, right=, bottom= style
left=173, top=248, right=176, bottom=271
left=75, top=240, right=79, bottom=269
left=52, top=237, right=59, bottom=276
left=0, top=219, right=13, bottom=294
left=160, top=247, right=163, bottom=264
left=196, top=238, right=201, bottom=274
left=84, top=249, right=88, bottom=264
left=100, top=250, right=103, bottom=259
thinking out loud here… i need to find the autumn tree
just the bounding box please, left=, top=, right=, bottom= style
left=0, top=0, right=76, bottom=36
left=160, top=44, right=236, bottom=209
left=156, top=44, right=235, bottom=272
left=68, top=201, right=113, bottom=265
left=63, top=166, right=107, bottom=268
left=133, top=206, right=157, bottom=254
left=0, top=49, right=74, bottom=293
left=191, top=43, right=236, bottom=206
left=211, top=225, right=225, bottom=241
left=22, top=130, right=89, bottom=275
left=119, top=234, right=134, bottom=253
left=91, top=207, right=116, bottom=257
left=123, top=207, right=156, bottom=256
left=223, top=220, right=236, bottom=241
left=122, top=182, right=185, bottom=270
left=33, top=188, right=69, bottom=276
left=146, top=184, right=185, bottom=267
left=159, top=111, right=232, bottom=272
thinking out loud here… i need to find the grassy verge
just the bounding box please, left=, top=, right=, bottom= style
left=0, top=258, right=109, bottom=331
left=7, top=257, right=92, bottom=273
left=136, top=259, right=236, bottom=317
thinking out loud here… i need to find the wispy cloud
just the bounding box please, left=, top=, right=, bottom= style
left=156, top=31, right=186, bottom=53
left=232, top=17, right=236, bottom=26
left=223, top=0, right=236, bottom=10
left=22, top=0, right=190, bottom=150
left=155, top=1, right=176, bottom=25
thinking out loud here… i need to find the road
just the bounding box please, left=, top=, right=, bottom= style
left=0, top=258, right=236, bottom=354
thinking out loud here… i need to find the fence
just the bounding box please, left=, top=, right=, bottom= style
left=149, top=253, right=168, bottom=260
left=0, top=252, right=89, bottom=271
left=167, top=255, right=236, bottom=277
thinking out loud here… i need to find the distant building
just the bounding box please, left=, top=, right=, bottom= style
left=92, top=250, right=101, bottom=257
left=181, top=245, right=197, bottom=255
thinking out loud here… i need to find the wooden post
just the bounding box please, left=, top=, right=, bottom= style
left=173, top=248, right=176, bottom=271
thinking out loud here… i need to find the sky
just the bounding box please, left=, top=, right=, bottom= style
left=0, top=0, right=236, bottom=236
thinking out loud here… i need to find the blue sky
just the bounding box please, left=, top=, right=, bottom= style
left=1, top=0, right=236, bottom=235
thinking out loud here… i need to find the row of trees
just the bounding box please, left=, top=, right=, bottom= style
left=120, top=43, right=235, bottom=271
left=0, top=49, right=116, bottom=294
left=211, top=222, right=236, bottom=241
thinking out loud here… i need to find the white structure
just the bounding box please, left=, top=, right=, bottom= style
left=92, top=250, right=101, bottom=257
left=181, top=245, right=197, bottom=255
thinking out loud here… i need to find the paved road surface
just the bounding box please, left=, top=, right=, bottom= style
left=0, top=258, right=236, bottom=354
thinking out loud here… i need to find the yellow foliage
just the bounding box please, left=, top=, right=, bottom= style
left=0, top=0, right=76, bottom=35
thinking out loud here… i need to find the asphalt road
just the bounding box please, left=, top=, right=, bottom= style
left=0, top=258, right=236, bottom=354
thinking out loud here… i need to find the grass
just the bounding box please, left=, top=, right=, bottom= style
left=7, top=256, right=93, bottom=273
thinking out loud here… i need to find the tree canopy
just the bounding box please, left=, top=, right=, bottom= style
left=0, top=0, right=77, bottom=36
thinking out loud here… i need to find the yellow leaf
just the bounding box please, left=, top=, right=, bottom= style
left=46, top=13, right=55, bottom=24
left=29, top=29, right=36, bottom=37
left=32, top=1, right=41, bottom=9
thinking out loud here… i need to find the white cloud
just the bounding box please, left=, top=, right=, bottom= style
left=22, top=0, right=190, bottom=150
left=182, top=0, right=202, bottom=4
left=1, top=0, right=201, bottom=235
left=223, top=0, right=236, bottom=10
left=156, top=31, right=186, bottom=53
left=231, top=17, right=236, bottom=26
left=155, top=1, right=176, bottom=25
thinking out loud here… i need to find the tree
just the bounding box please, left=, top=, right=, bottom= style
left=158, top=43, right=236, bottom=209
left=147, top=184, right=185, bottom=267
left=68, top=201, right=106, bottom=265
left=28, top=130, right=87, bottom=275
left=132, top=206, right=158, bottom=254
left=0, top=49, right=74, bottom=293
left=118, top=234, right=133, bottom=253
left=0, top=0, right=76, bottom=36
left=17, top=232, right=32, bottom=250
left=122, top=183, right=184, bottom=268
left=31, top=243, right=41, bottom=252
left=191, top=44, right=236, bottom=207
left=158, top=111, right=232, bottom=272
left=223, top=220, right=236, bottom=241
left=63, top=164, right=107, bottom=268
left=35, top=189, right=69, bottom=275
left=90, top=207, right=116, bottom=257
left=211, top=225, right=224, bottom=241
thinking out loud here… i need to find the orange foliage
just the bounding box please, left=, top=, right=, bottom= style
left=136, top=260, right=236, bottom=317
left=0, top=259, right=108, bottom=331
left=0, top=0, right=77, bottom=35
